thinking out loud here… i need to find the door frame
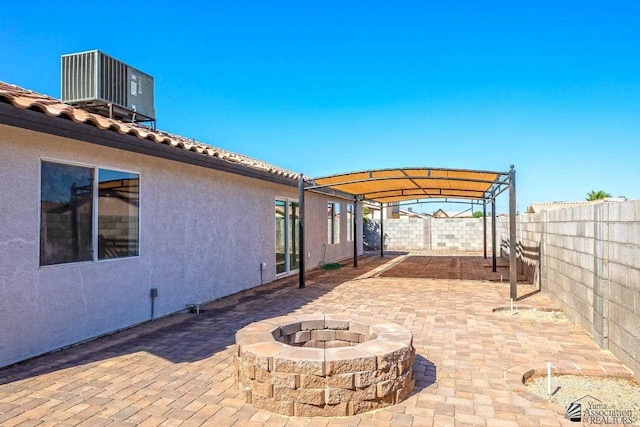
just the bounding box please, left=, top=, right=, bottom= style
left=275, top=197, right=300, bottom=278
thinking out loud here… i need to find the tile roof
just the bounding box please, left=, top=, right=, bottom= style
left=527, top=201, right=595, bottom=213
left=432, top=209, right=473, bottom=218
left=0, top=81, right=300, bottom=180
left=399, top=208, right=431, bottom=218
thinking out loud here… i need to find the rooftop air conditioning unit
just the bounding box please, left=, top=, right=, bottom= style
left=61, top=50, right=155, bottom=124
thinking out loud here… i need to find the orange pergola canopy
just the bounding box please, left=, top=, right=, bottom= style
left=309, top=167, right=509, bottom=203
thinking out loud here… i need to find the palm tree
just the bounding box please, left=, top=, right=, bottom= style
left=586, top=190, right=611, bottom=201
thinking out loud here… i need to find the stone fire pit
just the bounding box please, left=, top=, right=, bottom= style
left=235, top=314, right=415, bottom=417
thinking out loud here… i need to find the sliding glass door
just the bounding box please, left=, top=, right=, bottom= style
left=289, top=202, right=299, bottom=271
left=275, top=199, right=299, bottom=275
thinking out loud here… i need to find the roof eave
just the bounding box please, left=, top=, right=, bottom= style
left=0, top=102, right=299, bottom=188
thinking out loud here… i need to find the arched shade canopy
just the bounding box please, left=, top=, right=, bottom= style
left=308, top=167, right=509, bottom=203
left=297, top=165, right=517, bottom=304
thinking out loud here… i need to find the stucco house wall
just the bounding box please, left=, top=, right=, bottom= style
left=0, top=124, right=363, bottom=368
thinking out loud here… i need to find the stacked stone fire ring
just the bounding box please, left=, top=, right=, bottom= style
left=235, top=314, right=415, bottom=417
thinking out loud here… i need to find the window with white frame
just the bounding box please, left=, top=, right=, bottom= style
left=327, top=202, right=341, bottom=244
left=40, top=160, right=140, bottom=266
left=346, top=204, right=354, bottom=242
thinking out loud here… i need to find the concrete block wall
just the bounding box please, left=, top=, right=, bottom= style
left=496, top=213, right=543, bottom=286
left=381, top=218, right=430, bottom=250
left=430, top=218, right=492, bottom=252
left=606, top=201, right=640, bottom=377
left=544, top=205, right=603, bottom=345
left=364, top=217, right=494, bottom=252
left=496, top=200, right=640, bottom=378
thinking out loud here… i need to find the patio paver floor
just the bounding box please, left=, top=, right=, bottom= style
left=0, top=254, right=632, bottom=426
left=378, top=255, right=527, bottom=282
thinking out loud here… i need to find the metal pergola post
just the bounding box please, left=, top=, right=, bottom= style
left=509, top=165, right=517, bottom=300
left=353, top=196, right=358, bottom=267
left=380, top=202, right=384, bottom=257
left=298, top=176, right=305, bottom=289
left=483, top=200, right=487, bottom=259
left=491, top=195, right=497, bottom=273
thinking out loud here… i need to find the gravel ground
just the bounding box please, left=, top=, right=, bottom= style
left=494, top=308, right=570, bottom=322
left=526, top=374, right=640, bottom=418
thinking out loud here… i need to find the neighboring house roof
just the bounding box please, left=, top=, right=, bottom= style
left=432, top=209, right=472, bottom=218
left=362, top=202, right=431, bottom=218
left=399, top=209, right=431, bottom=219
left=0, top=81, right=300, bottom=180
left=527, top=201, right=593, bottom=213
left=527, top=199, right=629, bottom=213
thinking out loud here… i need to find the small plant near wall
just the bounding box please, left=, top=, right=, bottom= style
left=473, top=211, right=484, bottom=218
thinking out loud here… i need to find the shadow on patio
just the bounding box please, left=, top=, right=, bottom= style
left=0, top=252, right=627, bottom=426
left=0, top=254, right=401, bottom=386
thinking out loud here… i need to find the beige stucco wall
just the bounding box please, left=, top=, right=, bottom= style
left=0, top=124, right=363, bottom=368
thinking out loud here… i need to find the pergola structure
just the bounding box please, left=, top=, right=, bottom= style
left=297, top=165, right=518, bottom=300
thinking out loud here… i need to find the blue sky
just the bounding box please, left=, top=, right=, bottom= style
left=2, top=1, right=639, bottom=213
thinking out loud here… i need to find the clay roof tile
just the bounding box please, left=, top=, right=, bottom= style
left=0, top=81, right=300, bottom=181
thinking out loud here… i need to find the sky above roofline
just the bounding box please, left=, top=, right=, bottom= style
left=2, top=1, right=639, bottom=213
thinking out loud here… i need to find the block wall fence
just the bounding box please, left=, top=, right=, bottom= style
left=365, top=202, right=639, bottom=378
left=496, top=200, right=640, bottom=378
left=365, top=217, right=493, bottom=252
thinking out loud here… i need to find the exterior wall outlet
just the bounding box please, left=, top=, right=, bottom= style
left=260, top=262, right=267, bottom=271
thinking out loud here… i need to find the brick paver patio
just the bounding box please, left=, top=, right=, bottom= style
left=378, top=256, right=527, bottom=282
left=0, top=254, right=633, bottom=426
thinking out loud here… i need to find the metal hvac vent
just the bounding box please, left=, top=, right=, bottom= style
left=61, top=50, right=155, bottom=125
